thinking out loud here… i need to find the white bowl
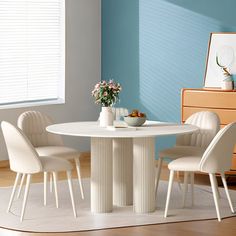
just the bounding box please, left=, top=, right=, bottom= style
left=124, top=116, right=146, bottom=127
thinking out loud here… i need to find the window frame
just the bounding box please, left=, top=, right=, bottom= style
left=0, top=0, right=65, bottom=109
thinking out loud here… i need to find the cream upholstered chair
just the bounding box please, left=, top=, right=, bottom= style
left=98, top=107, right=129, bottom=121
left=17, top=111, right=84, bottom=201
left=1, top=121, right=77, bottom=221
left=155, top=111, right=220, bottom=193
left=164, top=122, right=236, bottom=221
left=112, top=107, right=129, bottom=120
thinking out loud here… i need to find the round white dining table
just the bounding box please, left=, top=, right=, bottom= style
left=46, top=121, right=198, bottom=214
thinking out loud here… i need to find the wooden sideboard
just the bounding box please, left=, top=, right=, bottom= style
left=181, top=88, right=236, bottom=174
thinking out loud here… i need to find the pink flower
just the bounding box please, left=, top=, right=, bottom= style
left=95, top=83, right=100, bottom=89
left=92, top=79, right=121, bottom=106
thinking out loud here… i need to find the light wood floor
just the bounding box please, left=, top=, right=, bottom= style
left=0, top=158, right=236, bottom=236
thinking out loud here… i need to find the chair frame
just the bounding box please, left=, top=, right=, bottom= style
left=155, top=111, right=220, bottom=194
left=164, top=123, right=236, bottom=221
left=17, top=111, right=84, bottom=201
left=2, top=121, right=77, bottom=221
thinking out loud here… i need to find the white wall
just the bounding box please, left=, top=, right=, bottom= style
left=0, top=0, right=101, bottom=160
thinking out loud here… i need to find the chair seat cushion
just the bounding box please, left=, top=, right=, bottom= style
left=168, top=156, right=201, bottom=171
left=36, top=146, right=80, bottom=160
left=159, top=146, right=205, bottom=159
left=40, top=156, right=73, bottom=172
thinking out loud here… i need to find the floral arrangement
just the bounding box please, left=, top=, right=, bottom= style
left=92, top=79, right=122, bottom=107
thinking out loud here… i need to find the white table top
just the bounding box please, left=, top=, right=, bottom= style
left=46, top=121, right=198, bottom=138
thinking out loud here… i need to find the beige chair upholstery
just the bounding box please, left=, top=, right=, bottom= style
left=1, top=121, right=77, bottom=222
left=36, top=146, right=80, bottom=160
left=98, top=107, right=129, bottom=121
left=159, top=146, right=205, bottom=160
left=112, top=107, right=129, bottom=120
left=155, top=111, right=220, bottom=192
left=17, top=111, right=84, bottom=199
left=17, top=110, right=63, bottom=147
left=176, top=111, right=220, bottom=148
left=164, top=122, right=236, bottom=221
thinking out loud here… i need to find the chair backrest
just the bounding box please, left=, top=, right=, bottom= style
left=1, top=121, right=42, bottom=174
left=98, top=107, right=129, bottom=121
left=17, top=111, right=63, bottom=147
left=199, top=122, right=236, bottom=173
left=176, top=111, right=220, bottom=149
left=112, top=107, right=129, bottom=120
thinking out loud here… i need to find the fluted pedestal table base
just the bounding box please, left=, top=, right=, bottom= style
left=46, top=121, right=198, bottom=214
left=113, top=138, right=133, bottom=206
left=91, top=137, right=113, bottom=213
left=133, top=137, right=156, bottom=213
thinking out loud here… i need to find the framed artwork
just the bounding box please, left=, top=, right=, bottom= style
left=204, top=32, right=236, bottom=89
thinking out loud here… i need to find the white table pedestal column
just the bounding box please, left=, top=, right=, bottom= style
left=133, top=137, right=155, bottom=213
left=91, top=137, right=113, bottom=213
left=113, top=138, right=133, bottom=206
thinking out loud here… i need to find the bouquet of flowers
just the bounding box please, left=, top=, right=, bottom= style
left=92, top=80, right=122, bottom=107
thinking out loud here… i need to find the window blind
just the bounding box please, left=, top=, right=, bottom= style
left=0, top=0, right=65, bottom=106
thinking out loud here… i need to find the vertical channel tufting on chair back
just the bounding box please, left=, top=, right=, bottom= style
left=98, top=107, right=129, bottom=121
left=112, top=107, right=129, bottom=120
left=17, top=111, right=63, bottom=147
left=176, top=111, right=220, bottom=149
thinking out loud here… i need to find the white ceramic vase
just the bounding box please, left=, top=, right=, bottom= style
left=100, top=107, right=114, bottom=127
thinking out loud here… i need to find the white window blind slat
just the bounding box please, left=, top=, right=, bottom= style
left=0, top=0, right=65, bottom=107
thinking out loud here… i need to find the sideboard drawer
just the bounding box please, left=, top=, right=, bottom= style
left=183, top=90, right=236, bottom=109
left=231, top=154, right=236, bottom=170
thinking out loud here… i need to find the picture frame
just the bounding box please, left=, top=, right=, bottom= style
left=204, top=32, right=236, bottom=89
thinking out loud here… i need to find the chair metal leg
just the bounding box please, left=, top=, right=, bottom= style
left=155, top=158, right=163, bottom=194
left=216, top=186, right=221, bottom=199
left=17, top=173, right=25, bottom=199
left=221, top=173, right=235, bottom=213
left=212, top=174, right=221, bottom=199
left=50, top=173, right=53, bottom=193
left=20, top=174, right=31, bottom=222
left=182, top=171, right=189, bottom=208
left=67, top=170, right=77, bottom=218
left=7, top=172, right=21, bottom=212
left=190, top=172, right=194, bottom=207
left=52, top=172, right=59, bottom=208
left=75, top=157, right=84, bottom=199
left=44, top=172, right=47, bottom=206
left=176, top=171, right=182, bottom=190
left=164, top=170, right=175, bottom=218
left=209, top=173, right=221, bottom=222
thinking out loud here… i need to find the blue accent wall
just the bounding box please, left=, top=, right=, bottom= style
left=102, top=0, right=236, bottom=152
left=102, top=0, right=139, bottom=107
